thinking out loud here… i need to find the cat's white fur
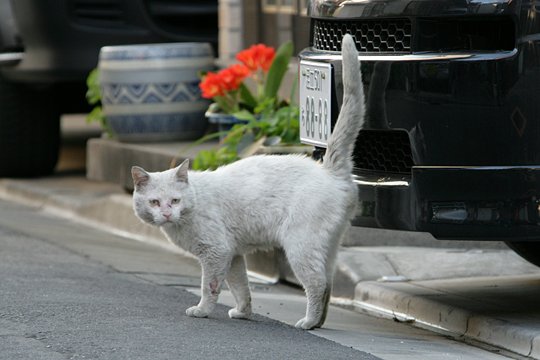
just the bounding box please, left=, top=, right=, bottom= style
left=131, top=34, right=364, bottom=330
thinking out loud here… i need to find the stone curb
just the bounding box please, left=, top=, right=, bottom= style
left=354, top=279, right=540, bottom=359
left=0, top=178, right=183, bottom=255
left=0, top=177, right=296, bottom=283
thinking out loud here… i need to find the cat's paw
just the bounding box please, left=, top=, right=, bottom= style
left=185, top=306, right=210, bottom=318
left=295, top=317, right=318, bottom=330
left=228, top=307, right=251, bottom=320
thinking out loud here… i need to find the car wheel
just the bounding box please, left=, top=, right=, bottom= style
left=505, top=241, right=540, bottom=267
left=0, top=74, right=60, bottom=177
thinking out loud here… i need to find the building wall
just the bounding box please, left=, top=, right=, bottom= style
left=243, top=0, right=310, bottom=54
left=219, top=0, right=244, bottom=62
left=219, top=0, right=311, bottom=59
left=218, top=0, right=311, bottom=100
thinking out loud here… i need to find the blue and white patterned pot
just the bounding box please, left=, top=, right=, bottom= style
left=98, top=42, right=214, bottom=142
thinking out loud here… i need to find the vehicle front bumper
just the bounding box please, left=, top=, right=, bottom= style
left=300, top=0, right=540, bottom=241
left=354, top=166, right=540, bottom=241
left=300, top=46, right=540, bottom=241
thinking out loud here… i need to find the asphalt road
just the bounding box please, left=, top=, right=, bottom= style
left=0, top=200, right=379, bottom=360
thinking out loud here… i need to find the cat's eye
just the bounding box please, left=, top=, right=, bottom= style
left=171, top=198, right=181, bottom=205
left=149, top=199, right=160, bottom=206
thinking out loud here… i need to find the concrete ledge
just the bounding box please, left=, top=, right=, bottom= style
left=355, top=275, right=540, bottom=358
left=0, top=176, right=172, bottom=251
left=87, top=138, right=218, bottom=191
left=0, top=175, right=284, bottom=278
left=86, top=138, right=312, bottom=191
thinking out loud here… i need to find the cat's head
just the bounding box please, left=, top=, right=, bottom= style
left=131, top=159, right=192, bottom=227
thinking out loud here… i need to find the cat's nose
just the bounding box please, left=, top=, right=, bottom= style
left=163, top=213, right=171, bottom=220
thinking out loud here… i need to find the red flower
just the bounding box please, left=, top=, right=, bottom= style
left=200, top=64, right=250, bottom=99
left=236, top=44, right=275, bottom=72
left=219, top=64, right=250, bottom=91
left=199, top=71, right=225, bottom=99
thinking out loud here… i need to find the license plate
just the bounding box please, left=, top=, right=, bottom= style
left=299, top=61, right=332, bottom=147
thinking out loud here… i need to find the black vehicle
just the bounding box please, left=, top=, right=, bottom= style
left=299, top=0, right=540, bottom=266
left=0, top=0, right=217, bottom=177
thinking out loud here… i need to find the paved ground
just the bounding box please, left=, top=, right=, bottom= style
left=2, top=176, right=540, bottom=358
left=0, top=200, right=375, bottom=360
left=0, top=199, right=519, bottom=360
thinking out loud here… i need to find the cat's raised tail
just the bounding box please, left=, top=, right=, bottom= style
left=322, top=34, right=365, bottom=178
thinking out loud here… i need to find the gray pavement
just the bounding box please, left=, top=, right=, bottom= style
left=1, top=198, right=517, bottom=360
left=1, top=175, right=540, bottom=359
left=0, top=200, right=376, bottom=360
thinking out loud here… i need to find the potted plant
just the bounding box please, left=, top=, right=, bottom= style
left=192, top=42, right=308, bottom=170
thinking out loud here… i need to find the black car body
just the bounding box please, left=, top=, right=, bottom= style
left=299, top=0, right=540, bottom=264
left=0, top=0, right=217, bottom=177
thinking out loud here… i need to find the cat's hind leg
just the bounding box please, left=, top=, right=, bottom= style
left=292, top=266, right=330, bottom=330
left=317, top=223, right=349, bottom=328
left=283, top=233, right=332, bottom=330
left=226, top=255, right=252, bottom=319
left=284, top=221, right=346, bottom=330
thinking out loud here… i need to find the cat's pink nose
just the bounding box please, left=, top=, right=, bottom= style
left=163, top=213, right=171, bottom=219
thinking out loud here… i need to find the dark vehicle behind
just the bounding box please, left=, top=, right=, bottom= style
left=0, top=0, right=217, bottom=177
left=299, top=0, right=540, bottom=266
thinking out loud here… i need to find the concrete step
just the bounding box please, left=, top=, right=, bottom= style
left=354, top=275, right=540, bottom=358
left=87, top=137, right=217, bottom=191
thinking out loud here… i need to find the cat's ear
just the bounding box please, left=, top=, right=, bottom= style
left=175, top=159, right=189, bottom=183
left=131, top=166, right=150, bottom=190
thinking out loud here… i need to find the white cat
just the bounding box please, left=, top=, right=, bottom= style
left=131, top=34, right=364, bottom=330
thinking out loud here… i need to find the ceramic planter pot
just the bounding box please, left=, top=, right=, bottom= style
left=99, top=42, right=213, bottom=142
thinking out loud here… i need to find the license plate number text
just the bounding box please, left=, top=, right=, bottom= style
left=299, top=61, right=332, bottom=147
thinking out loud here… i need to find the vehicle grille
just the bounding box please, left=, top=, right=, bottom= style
left=311, top=17, right=514, bottom=53
left=312, top=18, right=412, bottom=53
left=145, top=0, right=218, bottom=46
left=354, top=130, right=413, bottom=174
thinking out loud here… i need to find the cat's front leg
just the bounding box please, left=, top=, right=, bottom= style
left=186, top=256, right=230, bottom=318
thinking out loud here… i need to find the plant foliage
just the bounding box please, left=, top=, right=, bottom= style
left=193, top=42, right=300, bottom=170
left=85, top=69, right=111, bottom=135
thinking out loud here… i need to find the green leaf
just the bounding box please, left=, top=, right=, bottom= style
left=236, top=132, right=255, bottom=153
left=207, top=102, right=221, bottom=113
left=263, top=41, right=294, bottom=100
left=86, top=106, right=102, bottom=124
left=86, top=105, right=113, bottom=137
left=193, top=147, right=239, bottom=170
left=193, top=150, right=215, bottom=170
left=239, top=83, right=257, bottom=110
left=288, top=73, right=298, bottom=106
left=232, top=110, right=257, bottom=122
left=254, top=97, right=275, bottom=114
left=86, top=68, right=102, bottom=105
left=213, top=97, right=234, bottom=114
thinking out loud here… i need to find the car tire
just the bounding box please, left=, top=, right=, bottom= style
left=0, top=74, right=60, bottom=177
left=505, top=241, right=540, bottom=267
